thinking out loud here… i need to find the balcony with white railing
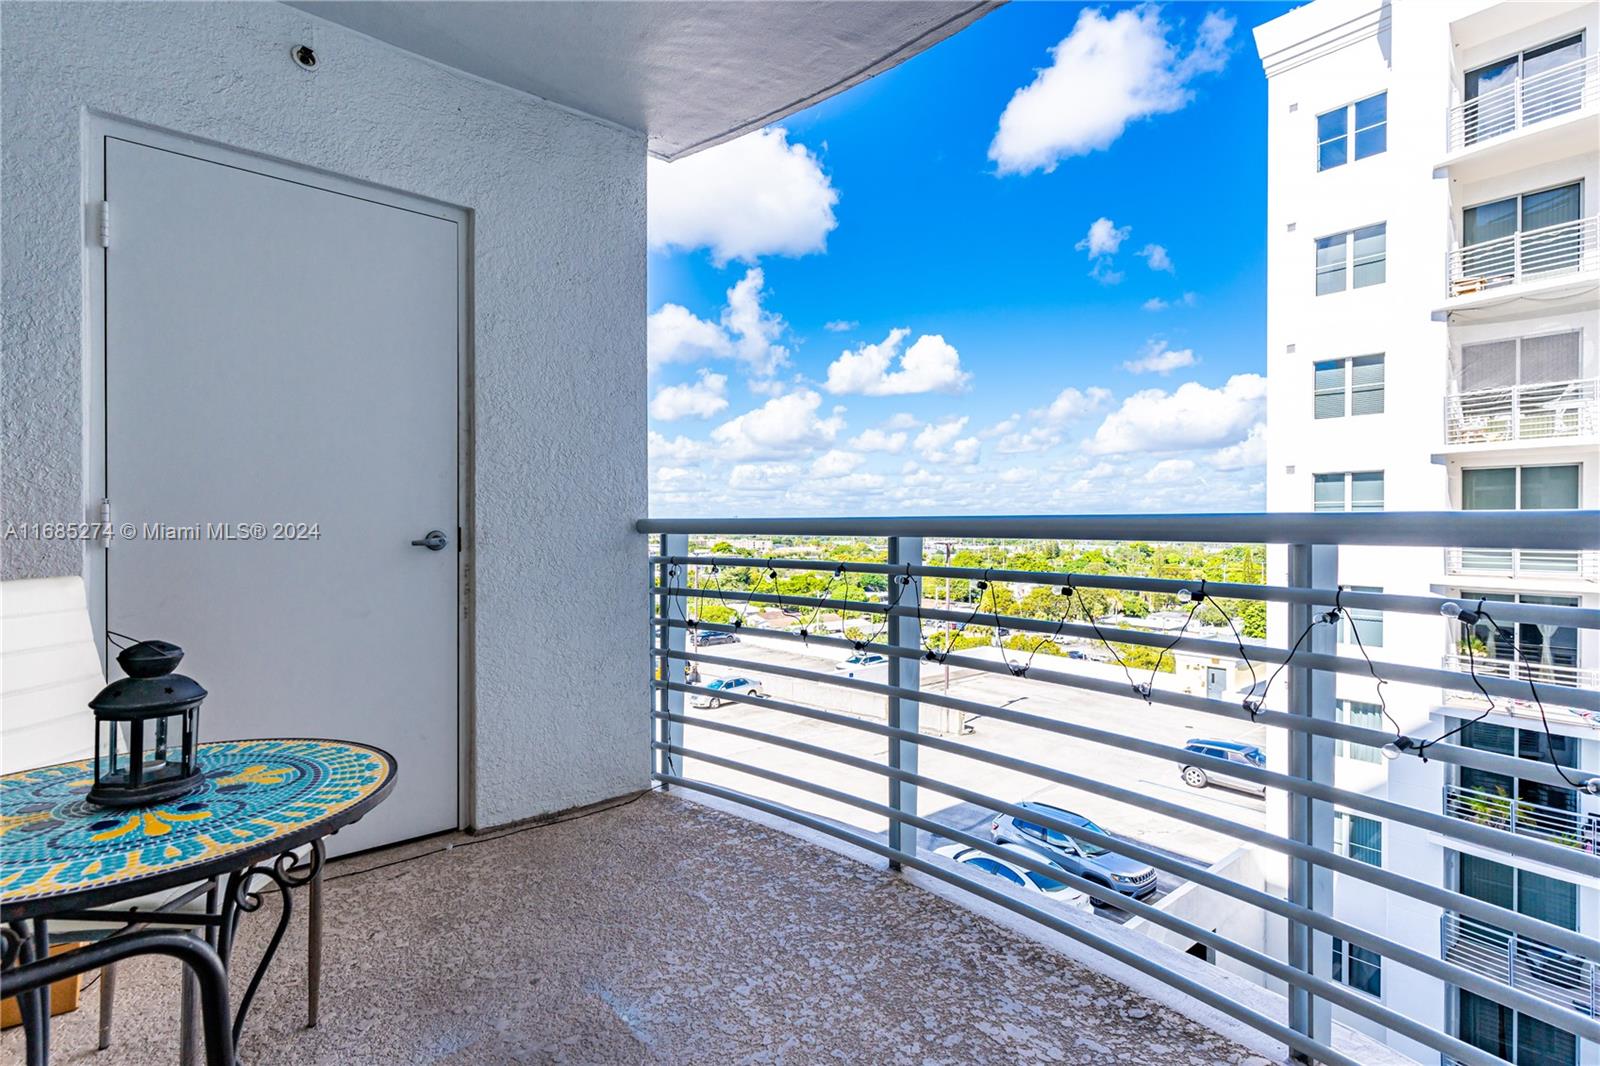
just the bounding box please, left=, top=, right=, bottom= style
left=1439, top=653, right=1600, bottom=729
left=1443, top=783, right=1600, bottom=855
left=1444, top=378, right=1598, bottom=447
left=641, top=510, right=1600, bottom=1066
left=1441, top=911, right=1599, bottom=1020
left=1445, top=217, right=1599, bottom=302
left=1446, top=54, right=1599, bottom=154
left=1444, top=546, right=1599, bottom=582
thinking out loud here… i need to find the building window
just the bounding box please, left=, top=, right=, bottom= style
left=1314, top=471, right=1384, bottom=511
left=1315, top=224, right=1386, bottom=294
left=1462, top=182, right=1584, bottom=281
left=1338, top=585, right=1383, bottom=647
left=1317, top=92, right=1387, bottom=170
left=1313, top=355, right=1385, bottom=418
left=1456, top=591, right=1581, bottom=686
left=1336, top=700, right=1384, bottom=763
left=1464, top=35, right=1585, bottom=145
left=1332, top=938, right=1382, bottom=997
left=1458, top=990, right=1577, bottom=1066
left=1461, top=464, right=1580, bottom=511
left=1333, top=811, right=1382, bottom=866
left=1457, top=331, right=1582, bottom=393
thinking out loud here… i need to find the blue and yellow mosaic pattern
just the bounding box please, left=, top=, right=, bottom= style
left=1, top=739, right=391, bottom=906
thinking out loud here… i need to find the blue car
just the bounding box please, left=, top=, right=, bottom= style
left=1180, top=739, right=1267, bottom=797
left=991, top=802, right=1157, bottom=902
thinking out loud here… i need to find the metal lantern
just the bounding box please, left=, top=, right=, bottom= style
left=87, top=639, right=206, bottom=807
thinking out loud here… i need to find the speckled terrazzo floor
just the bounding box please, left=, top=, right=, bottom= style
left=3, top=792, right=1272, bottom=1065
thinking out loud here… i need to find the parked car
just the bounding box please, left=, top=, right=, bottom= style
left=991, top=802, right=1158, bottom=902
left=1066, top=649, right=1089, bottom=660
left=933, top=843, right=1093, bottom=912
left=834, top=652, right=888, bottom=671
left=1179, top=740, right=1267, bottom=797
left=692, top=629, right=739, bottom=647
left=690, top=676, right=764, bottom=708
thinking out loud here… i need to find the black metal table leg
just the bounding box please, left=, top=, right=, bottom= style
left=216, top=843, right=326, bottom=1047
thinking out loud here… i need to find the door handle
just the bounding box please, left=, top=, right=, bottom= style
left=411, top=530, right=449, bottom=551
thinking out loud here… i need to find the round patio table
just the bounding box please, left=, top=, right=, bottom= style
left=1, top=738, right=396, bottom=1066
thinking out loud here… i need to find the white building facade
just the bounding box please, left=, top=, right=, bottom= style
left=1256, top=2, right=1599, bottom=1063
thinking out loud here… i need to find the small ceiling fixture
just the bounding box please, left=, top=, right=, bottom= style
left=291, top=44, right=318, bottom=71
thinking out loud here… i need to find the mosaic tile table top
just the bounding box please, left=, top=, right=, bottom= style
left=2, top=739, right=394, bottom=916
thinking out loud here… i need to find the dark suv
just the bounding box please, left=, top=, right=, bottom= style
left=1180, top=740, right=1267, bottom=797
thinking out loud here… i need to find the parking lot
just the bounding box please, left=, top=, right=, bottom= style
left=673, top=631, right=1269, bottom=922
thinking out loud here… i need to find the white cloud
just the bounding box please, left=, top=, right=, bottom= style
left=995, top=426, right=1062, bottom=454
left=884, top=412, right=921, bottom=430
left=1144, top=458, right=1196, bottom=483
left=728, top=462, right=802, bottom=490
left=998, top=467, right=1033, bottom=485
left=824, top=319, right=858, bottom=333
left=824, top=329, right=971, bottom=396
left=710, top=389, right=845, bottom=458
left=1088, top=373, right=1266, bottom=454
left=914, top=417, right=980, bottom=464
left=1075, top=218, right=1132, bottom=285
left=1075, top=217, right=1130, bottom=257
left=648, top=430, right=709, bottom=464
left=649, top=370, right=729, bottom=420
left=1139, top=243, right=1174, bottom=272
left=646, top=304, right=732, bottom=368
left=1142, top=292, right=1198, bottom=312
left=646, top=268, right=789, bottom=375
left=1038, top=385, right=1113, bottom=423
left=1123, top=339, right=1197, bottom=375
left=848, top=428, right=909, bottom=454
left=648, top=127, right=838, bottom=264
left=989, top=7, right=1235, bottom=174
left=811, top=449, right=865, bottom=477
left=1209, top=422, right=1267, bottom=470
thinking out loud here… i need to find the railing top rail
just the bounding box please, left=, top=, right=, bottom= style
left=1448, top=376, right=1596, bottom=400
left=637, top=509, right=1600, bottom=550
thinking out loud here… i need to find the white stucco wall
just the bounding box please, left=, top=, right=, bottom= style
left=0, top=1, right=649, bottom=828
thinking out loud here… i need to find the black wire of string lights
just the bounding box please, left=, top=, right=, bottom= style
left=913, top=569, right=993, bottom=665
left=991, top=580, right=1073, bottom=680
left=1064, top=577, right=1149, bottom=701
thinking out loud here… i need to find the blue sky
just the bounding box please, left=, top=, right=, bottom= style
left=646, top=2, right=1296, bottom=516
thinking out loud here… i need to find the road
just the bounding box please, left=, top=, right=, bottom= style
left=673, top=631, right=1269, bottom=922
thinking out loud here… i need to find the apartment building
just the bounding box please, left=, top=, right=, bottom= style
left=1256, top=2, right=1599, bottom=1063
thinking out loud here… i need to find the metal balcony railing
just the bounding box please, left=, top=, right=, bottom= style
left=1446, top=217, right=1598, bottom=299
left=1444, top=378, right=1597, bottom=445
left=1447, top=55, right=1598, bottom=152
left=641, top=509, right=1600, bottom=1066
left=1441, top=912, right=1599, bottom=1019
left=1443, top=783, right=1600, bottom=854
left=1440, top=653, right=1599, bottom=729
left=1445, top=545, right=1598, bottom=581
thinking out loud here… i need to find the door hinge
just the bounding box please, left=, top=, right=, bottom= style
left=99, top=498, right=113, bottom=547
left=96, top=202, right=111, bottom=248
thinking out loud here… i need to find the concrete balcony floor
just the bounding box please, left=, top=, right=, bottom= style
left=5, top=793, right=1270, bottom=1065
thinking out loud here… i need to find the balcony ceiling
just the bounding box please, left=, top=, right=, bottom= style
left=288, top=1, right=997, bottom=159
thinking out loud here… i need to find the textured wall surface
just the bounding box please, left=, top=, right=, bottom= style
left=1, top=1, right=649, bottom=826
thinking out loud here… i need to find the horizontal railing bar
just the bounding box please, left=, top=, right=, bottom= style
left=658, top=620, right=1595, bottom=793
left=652, top=590, right=1600, bottom=714
left=657, top=678, right=1599, bottom=959
left=635, top=510, right=1600, bottom=550
left=657, top=714, right=1600, bottom=1039
left=655, top=556, right=1600, bottom=630
left=653, top=772, right=1371, bottom=1066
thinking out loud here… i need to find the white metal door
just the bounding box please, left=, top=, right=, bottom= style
left=103, top=135, right=461, bottom=853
